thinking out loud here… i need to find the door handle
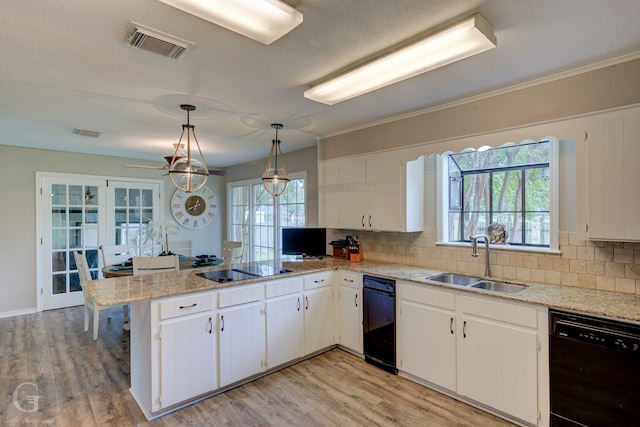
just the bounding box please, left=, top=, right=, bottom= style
left=368, top=215, right=372, bottom=227
left=463, top=320, right=467, bottom=338
left=362, top=215, right=365, bottom=227
left=207, top=317, right=212, bottom=334
left=220, top=315, right=225, bottom=332
left=355, top=294, right=358, bottom=307
left=305, top=296, right=309, bottom=310
left=296, top=297, right=301, bottom=311
left=450, top=317, right=454, bottom=335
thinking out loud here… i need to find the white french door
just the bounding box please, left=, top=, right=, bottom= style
left=40, top=176, right=106, bottom=310
left=106, top=181, right=161, bottom=257
left=38, top=173, right=162, bottom=311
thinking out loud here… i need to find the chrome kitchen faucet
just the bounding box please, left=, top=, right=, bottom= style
left=470, top=234, right=491, bottom=278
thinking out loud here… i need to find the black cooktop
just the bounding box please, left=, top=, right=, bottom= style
left=196, top=269, right=257, bottom=283
left=196, top=265, right=294, bottom=283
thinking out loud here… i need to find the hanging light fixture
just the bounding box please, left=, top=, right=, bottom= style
left=262, top=123, right=290, bottom=196
left=168, top=104, right=209, bottom=193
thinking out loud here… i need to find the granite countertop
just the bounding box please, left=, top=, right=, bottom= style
left=84, top=258, right=640, bottom=323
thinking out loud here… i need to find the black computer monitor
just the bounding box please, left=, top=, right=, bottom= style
left=281, top=227, right=327, bottom=258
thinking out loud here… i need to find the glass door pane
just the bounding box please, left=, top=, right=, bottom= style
left=107, top=182, right=160, bottom=257
left=42, top=177, right=105, bottom=310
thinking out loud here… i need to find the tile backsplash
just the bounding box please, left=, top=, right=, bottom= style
left=328, top=228, right=640, bottom=295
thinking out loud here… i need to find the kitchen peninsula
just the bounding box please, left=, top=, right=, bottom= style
left=85, top=258, right=640, bottom=425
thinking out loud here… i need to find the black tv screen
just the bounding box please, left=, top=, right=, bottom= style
left=282, top=228, right=327, bottom=257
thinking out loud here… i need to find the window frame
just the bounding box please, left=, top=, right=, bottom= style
left=227, top=171, right=307, bottom=263
left=436, top=139, right=559, bottom=253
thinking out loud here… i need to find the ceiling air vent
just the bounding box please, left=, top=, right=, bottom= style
left=126, top=23, right=193, bottom=59
left=73, top=128, right=101, bottom=138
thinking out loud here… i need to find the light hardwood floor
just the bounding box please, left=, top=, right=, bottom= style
left=0, top=306, right=515, bottom=426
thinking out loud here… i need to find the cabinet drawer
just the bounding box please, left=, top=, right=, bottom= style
left=265, top=276, right=303, bottom=299
left=398, top=282, right=455, bottom=311
left=218, top=283, right=264, bottom=308
left=336, top=270, right=363, bottom=289
left=159, top=292, right=214, bottom=320
left=304, top=271, right=333, bottom=290
left=458, top=294, right=538, bottom=329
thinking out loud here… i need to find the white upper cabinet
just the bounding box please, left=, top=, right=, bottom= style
left=319, top=150, right=424, bottom=232
left=581, top=107, right=640, bottom=240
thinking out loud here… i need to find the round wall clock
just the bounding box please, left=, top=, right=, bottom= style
left=170, top=187, right=218, bottom=229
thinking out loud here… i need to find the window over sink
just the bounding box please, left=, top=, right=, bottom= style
left=438, top=139, right=558, bottom=251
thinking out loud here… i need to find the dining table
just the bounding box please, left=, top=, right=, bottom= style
left=101, top=256, right=222, bottom=278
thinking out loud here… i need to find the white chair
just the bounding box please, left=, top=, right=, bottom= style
left=221, top=240, right=243, bottom=266
left=99, top=244, right=131, bottom=327
left=168, top=240, right=193, bottom=257
left=74, top=251, right=125, bottom=340
left=99, top=244, right=131, bottom=267
left=132, top=255, right=180, bottom=275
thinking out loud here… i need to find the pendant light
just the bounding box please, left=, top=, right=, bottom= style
left=262, top=123, right=290, bottom=196
left=168, top=104, right=209, bottom=193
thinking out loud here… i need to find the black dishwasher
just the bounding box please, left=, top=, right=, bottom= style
left=549, top=309, right=640, bottom=426
left=363, top=275, right=397, bottom=374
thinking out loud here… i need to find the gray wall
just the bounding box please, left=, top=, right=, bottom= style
left=0, top=145, right=225, bottom=316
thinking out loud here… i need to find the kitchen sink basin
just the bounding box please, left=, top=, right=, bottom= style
left=426, top=273, right=482, bottom=286
left=469, top=281, right=527, bottom=293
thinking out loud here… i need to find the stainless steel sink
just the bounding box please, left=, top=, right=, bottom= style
left=426, top=273, right=481, bottom=286
left=468, top=280, right=527, bottom=293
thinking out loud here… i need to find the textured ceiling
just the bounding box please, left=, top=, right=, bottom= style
left=2, top=0, right=640, bottom=168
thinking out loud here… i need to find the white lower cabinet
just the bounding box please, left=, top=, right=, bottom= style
left=336, top=270, right=363, bottom=354
left=396, top=282, right=548, bottom=426
left=456, top=294, right=542, bottom=425
left=217, top=283, right=266, bottom=388
left=129, top=291, right=216, bottom=417
left=397, top=282, right=456, bottom=391
left=159, top=312, right=216, bottom=408
left=303, top=271, right=335, bottom=354
left=265, top=277, right=304, bottom=368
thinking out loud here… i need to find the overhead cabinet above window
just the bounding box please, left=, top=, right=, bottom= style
left=319, top=151, right=424, bottom=232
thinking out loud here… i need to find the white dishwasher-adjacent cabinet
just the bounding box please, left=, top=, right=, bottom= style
left=397, top=282, right=456, bottom=391
left=456, top=294, right=547, bottom=426
left=336, top=270, right=363, bottom=354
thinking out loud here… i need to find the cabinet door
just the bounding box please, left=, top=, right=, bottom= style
left=585, top=112, right=640, bottom=240
left=457, top=311, right=538, bottom=425
left=266, top=293, right=304, bottom=368
left=218, top=301, right=266, bottom=387
left=338, top=285, right=363, bottom=353
left=303, top=286, right=335, bottom=355
left=159, top=313, right=216, bottom=408
left=340, top=158, right=367, bottom=229
left=366, top=152, right=403, bottom=231
left=318, top=161, right=343, bottom=228
left=398, top=300, right=456, bottom=391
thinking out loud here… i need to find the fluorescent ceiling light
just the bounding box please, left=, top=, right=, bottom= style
left=158, top=0, right=303, bottom=45
left=304, top=13, right=496, bottom=105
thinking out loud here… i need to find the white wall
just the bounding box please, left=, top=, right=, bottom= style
left=0, top=145, right=225, bottom=316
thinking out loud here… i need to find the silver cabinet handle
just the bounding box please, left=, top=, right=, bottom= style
left=179, top=303, right=197, bottom=310
left=296, top=297, right=301, bottom=311
left=207, top=317, right=212, bottom=334
left=369, top=215, right=372, bottom=227
left=463, top=320, right=467, bottom=338
left=450, top=318, right=454, bottom=335
left=362, top=215, right=365, bottom=227
left=305, top=296, right=309, bottom=310
left=314, top=279, right=325, bottom=283
left=220, top=315, right=225, bottom=332
left=355, top=294, right=358, bottom=307
left=344, top=278, right=354, bottom=283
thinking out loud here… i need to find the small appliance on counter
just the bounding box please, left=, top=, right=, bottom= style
left=330, top=235, right=361, bottom=261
